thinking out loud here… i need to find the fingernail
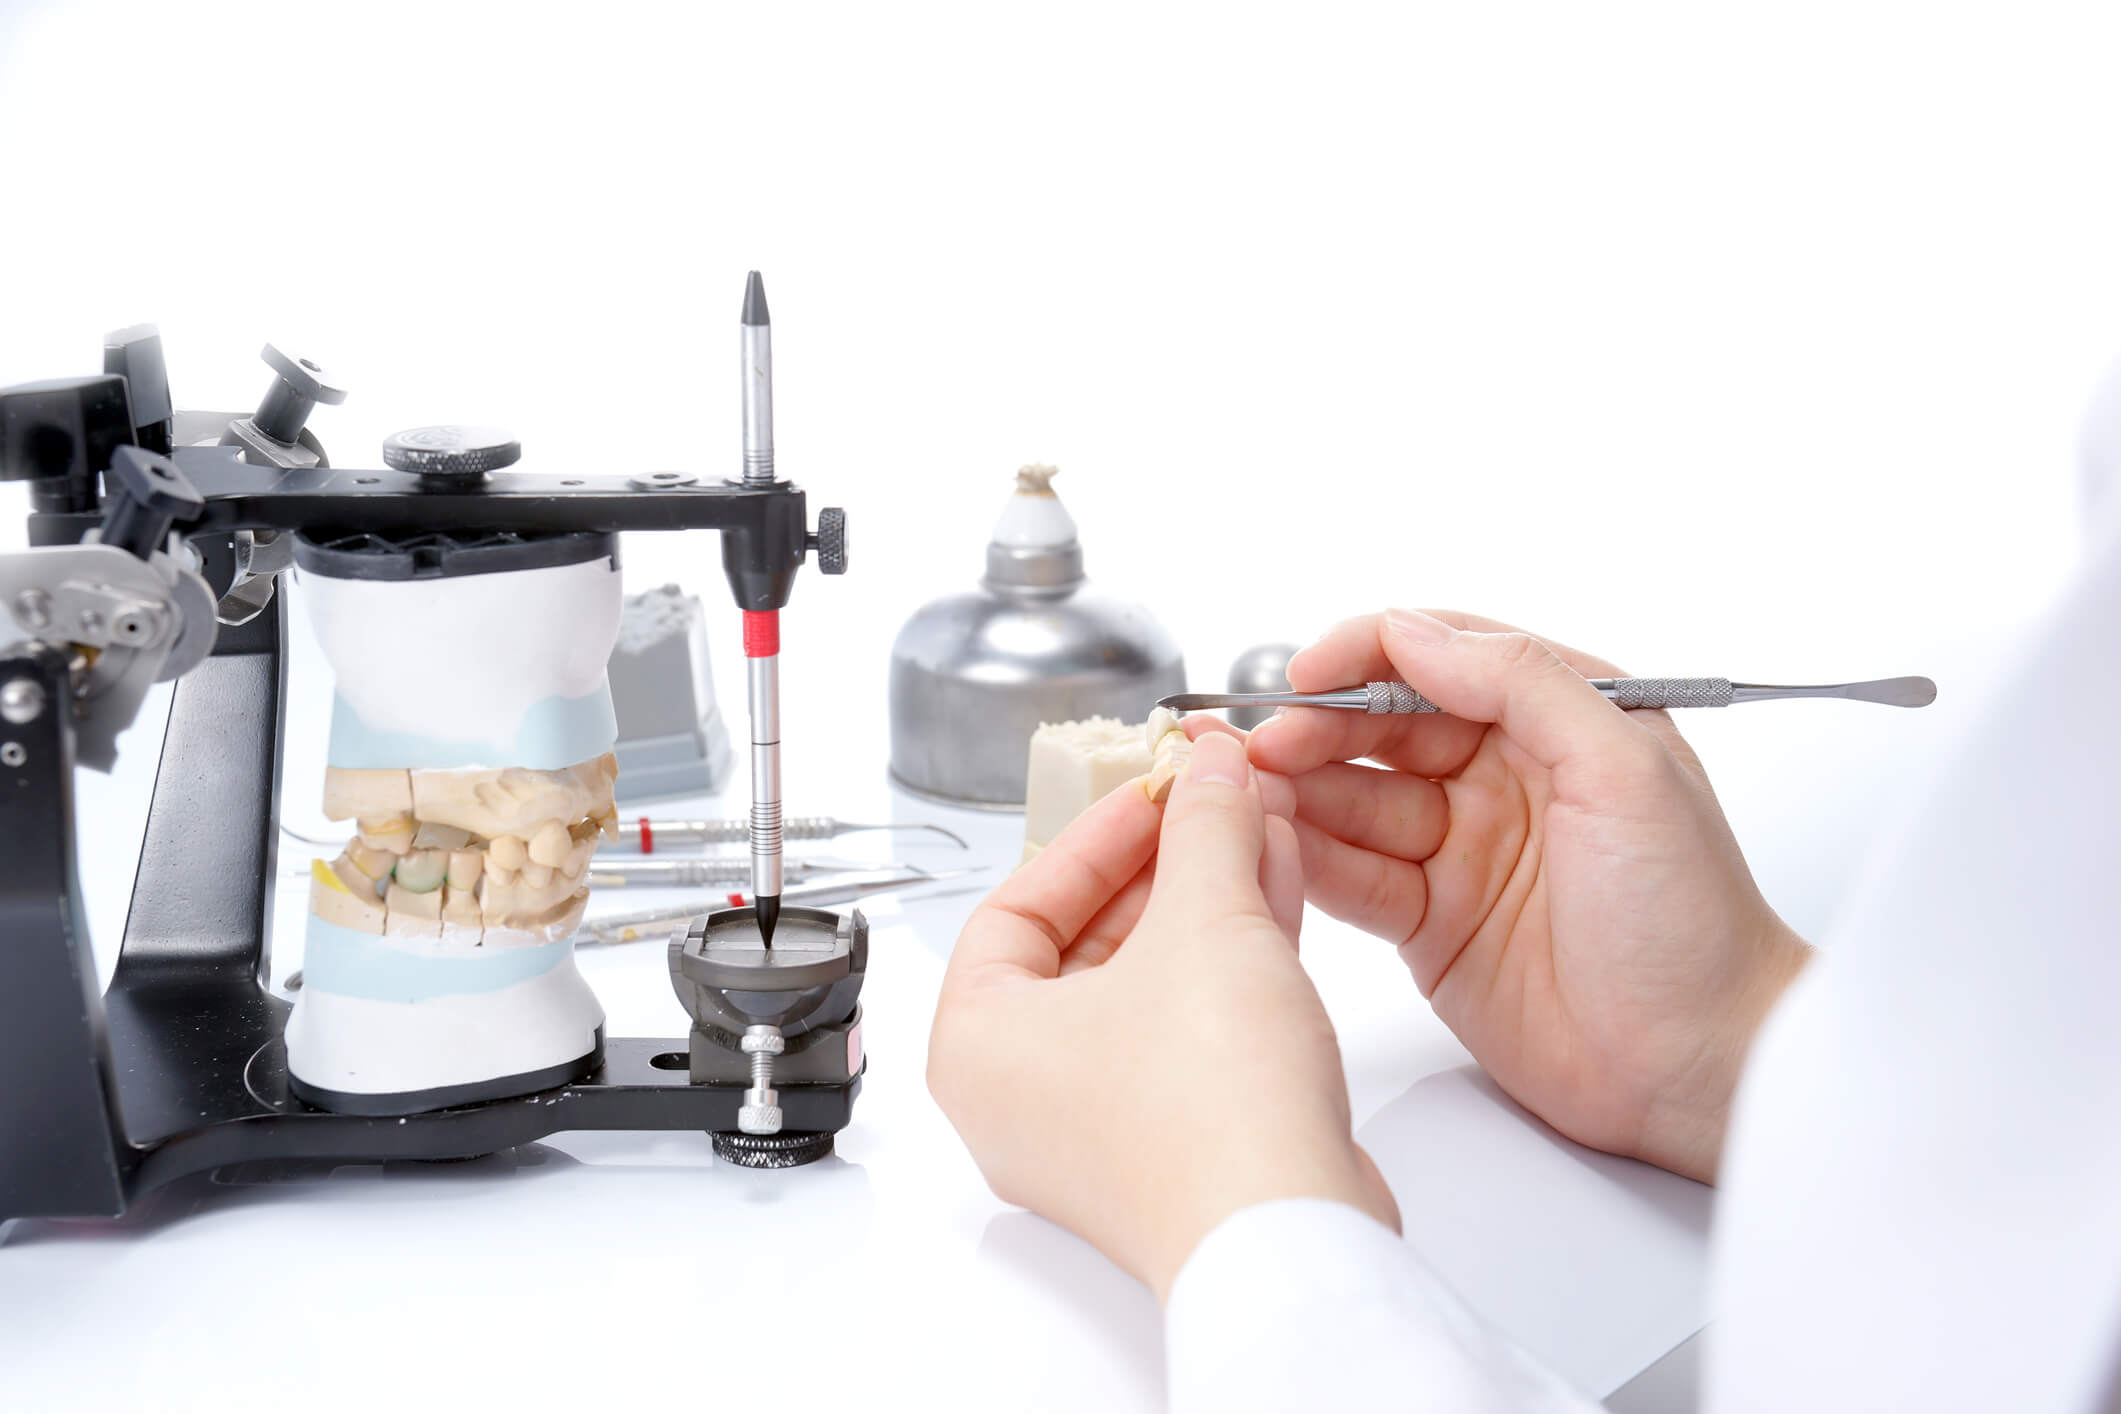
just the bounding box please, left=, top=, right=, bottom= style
left=1189, top=729, right=1249, bottom=786
left=1385, top=608, right=1452, bottom=646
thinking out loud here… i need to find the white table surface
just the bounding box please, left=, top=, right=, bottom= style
left=0, top=570, right=2007, bottom=1412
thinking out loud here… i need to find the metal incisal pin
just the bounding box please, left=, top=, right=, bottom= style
left=741, top=270, right=775, bottom=487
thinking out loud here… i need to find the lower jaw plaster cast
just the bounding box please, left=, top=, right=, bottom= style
left=284, top=529, right=625, bottom=1114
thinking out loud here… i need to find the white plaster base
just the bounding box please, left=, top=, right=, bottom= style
left=285, top=953, right=606, bottom=1098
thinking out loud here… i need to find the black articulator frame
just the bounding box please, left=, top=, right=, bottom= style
left=0, top=366, right=856, bottom=1223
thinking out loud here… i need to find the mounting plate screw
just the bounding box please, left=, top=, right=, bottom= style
left=812, top=507, right=848, bottom=574
left=737, top=1024, right=786, bottom=1135
left=0, top=741, right=25, bottom=767
left=0, top=677, right=45, bottom=726
left=13, top=589, right=53, bottom=632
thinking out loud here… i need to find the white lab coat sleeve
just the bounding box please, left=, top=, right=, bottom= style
left=1164, top=1197, right=1602, bottom=1414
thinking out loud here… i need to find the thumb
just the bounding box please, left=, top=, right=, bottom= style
left=1380, top=607, right=1650, bottom=776
left=1146, top=729, right=1272, bottom=926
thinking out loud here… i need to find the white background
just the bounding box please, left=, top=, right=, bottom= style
left=3, top=2, right=2119, bottom=1410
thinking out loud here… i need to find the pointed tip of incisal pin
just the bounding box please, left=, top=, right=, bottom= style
left=742, top=270, right=770, bottom=326
left=755, top=891, right=781, bottom=948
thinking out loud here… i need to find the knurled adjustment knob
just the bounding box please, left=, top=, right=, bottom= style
left=381, top=425, right=522, bottom=481
left=813, top=506, right=848, bottom=574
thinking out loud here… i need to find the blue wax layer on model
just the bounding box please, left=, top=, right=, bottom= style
left=302, top=917, right=572, bottom=1003
left=324, top=683, right=619, bottom=771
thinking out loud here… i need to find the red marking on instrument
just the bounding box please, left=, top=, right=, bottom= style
left=743, top=611, right=780, bottom=658
left=727, top=891, right=747, bottom=906
left=638, top=817, right=654, bottom=854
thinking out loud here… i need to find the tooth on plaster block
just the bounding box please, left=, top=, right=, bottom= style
left=1021, top=716, right=1155, bottom=860
left=321, top=768, right=412, bottom=823
left=357, top=814, right=416, bottom=854
left=309, top=861, right=385, bottom=933
left=527, top=819, right=572, bottom=869
left=447, top=849, right=483, bottom=890
left=384, top=880, right=445, bottom=938
left=393, top=849, right=449, bottom=893
left=563, top=838, right=595, bottom=876
left=519, top=861, right=555, bottom=890
left=412, top=820, right=474, bottom=852
left=1144, top=709, right=1192, bottom=805
left=487, top=833, right=528, bottom=871
left=345, top=839, right=399, bottom=885
left=328, top=850, right=381, bottom=897
left=1145, top=737, right=1193, bottom=803
left=442, top=884, right=483, bottom=939
left=485, top=861, right=518, bottom=887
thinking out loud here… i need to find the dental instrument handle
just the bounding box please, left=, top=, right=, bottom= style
left=604, top=816, right=967, bottom=853
left=1159, top=675, right=1937, bottom=715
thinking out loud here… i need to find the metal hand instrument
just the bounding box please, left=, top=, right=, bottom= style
left=585, top=856, right=873, bottom=889
left=1161, top=675, right=1937, bottom=714
left=600, top=814, right=966, bottom=853
left=577, top=867, right=984, bottom=945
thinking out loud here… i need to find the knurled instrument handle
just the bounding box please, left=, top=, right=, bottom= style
left=1361, top=677, right=1737, bottom=712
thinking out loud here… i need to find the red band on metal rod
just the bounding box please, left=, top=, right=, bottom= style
left=743, top=611, right=780, bottom=658
left=638, top=818, right=653, bottom=854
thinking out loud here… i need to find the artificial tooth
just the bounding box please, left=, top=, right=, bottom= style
left=563, top=838, right=595, bottom=877
left=520, top=861, right=555, bottom=889
left=393, top=849, right=448, bottom=893
left=527, top=819, right=573, bottom=869
left=484, top=862, right=518, bottom=887
left=357, top=814, right=416, bottom=854
left=412, top=820, right=474, bottom=852
left=447, top=849, right=484, bottom=889
left=488, top=833, right=528, bottom=870
left=346, top=838, right=398, bottom=882
left=384, top=880, right=445, bottom=937
left=328, top=850, right=380, bottom=897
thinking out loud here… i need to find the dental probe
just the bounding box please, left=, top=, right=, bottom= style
left=585, top=856, right=874, bottom=889
left=742, top=269, right=784, bottom=946
left=576, top=867, right=983, bottom=945
left=599, top=815, right=967, bottom=853
left=1161, top=675, right=1938, bottom=714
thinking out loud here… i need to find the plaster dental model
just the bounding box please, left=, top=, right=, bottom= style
left=285, top=530, right=624, bottom=1114
left=1021, top=712, right=1175, bottom=862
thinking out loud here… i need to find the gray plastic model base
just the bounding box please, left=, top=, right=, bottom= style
left=607, top=583, right=734, bottom=804
left=613, top=719, right=734, bottom=804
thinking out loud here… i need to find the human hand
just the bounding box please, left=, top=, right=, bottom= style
left=1246, top=609, right=1812, bottom=1182
left=927, top=729, right=1400, bottom=1300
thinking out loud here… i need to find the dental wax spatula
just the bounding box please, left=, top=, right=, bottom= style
left=1161, top=675, right=1938, bottom=715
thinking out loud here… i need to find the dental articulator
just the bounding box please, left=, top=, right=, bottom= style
left=0, top=274, right=880, bottom=1225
